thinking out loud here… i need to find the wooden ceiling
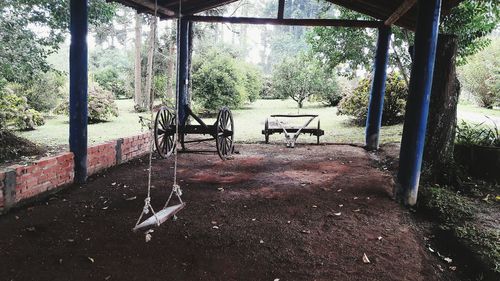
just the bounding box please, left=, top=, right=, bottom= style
left=111, top=0, right=463, bottom=30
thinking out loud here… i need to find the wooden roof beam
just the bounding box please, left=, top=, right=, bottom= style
left=111, top=0, right=176, bottom=17
left=384, top=0, right=417, bottom=26
left=183, top=15, right=383, bottom=28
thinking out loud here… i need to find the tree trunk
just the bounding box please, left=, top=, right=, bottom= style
left=423, top=34, right=460, bottom=183
left=144, top=16, right=156, bottom=110
left=134, top=12, right=143, bottom=111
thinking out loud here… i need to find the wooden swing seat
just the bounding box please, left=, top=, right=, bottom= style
left=133, top=203, right=186, bottom=232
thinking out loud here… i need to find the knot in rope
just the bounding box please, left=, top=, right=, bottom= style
left=173, top=184, right=182, bottom=197
left=143, top=197, right=151, bottom=214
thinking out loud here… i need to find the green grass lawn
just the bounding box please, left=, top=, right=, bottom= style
left=18, top=99, right=149, bottom=149
left=17, top=98, right=499, bottom=149
left=230, top=99, right=403, bottom=144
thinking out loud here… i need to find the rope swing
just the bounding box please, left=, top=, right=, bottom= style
left=133, top=0, right=185, bottom=235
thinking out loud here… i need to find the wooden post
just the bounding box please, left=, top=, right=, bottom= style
left=177, top=18, right=190, bottom=127
left=365, top=26, right=391, bottom=150
left=278, top=0, right=285, bottom=19
left=397, top=0, right=442, bottom=205
left=69, top=0, right=88, bottom=183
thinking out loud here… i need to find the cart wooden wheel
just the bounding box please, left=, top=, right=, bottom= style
left=317, top=119, right=321, bottom=145
left=154, top=106, right=176, bottom=158
left=264, top=118, right=269, bottom=144
left=216, top=107, right=234, bottom=160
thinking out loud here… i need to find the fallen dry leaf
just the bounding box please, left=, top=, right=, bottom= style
left=362, top=253, right=370, bottom=264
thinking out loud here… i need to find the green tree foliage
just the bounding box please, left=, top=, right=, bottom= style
left=271, top=54, right=340, bottom=108
left=0, top=0, right=115, bottom=84
left=94, top=67, right=130, bottom=98
left=307, top=1, right=499, bottom=77
left=458, top=38, right=500, bottom=108
left=441, top=0, right=500, bottom=65
left=306, top=8, right=378, bottom=76
left=337, top=73, right=408, bottom=125
left=8, top=71, right=66, bottom=112
left=192, top=48, right=263, bottom=113
left=90, top=47, right=134, bottom=99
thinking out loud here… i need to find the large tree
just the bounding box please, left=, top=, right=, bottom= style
left=0, top=0, right=115, bottom=85
left=271, top=54, right=339, bottom=108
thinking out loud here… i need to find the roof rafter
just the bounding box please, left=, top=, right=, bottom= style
left=384, top=0, right=417, bottom=26
left=184, top=15, right=383, bottom=28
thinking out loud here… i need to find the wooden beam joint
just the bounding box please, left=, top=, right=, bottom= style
left=384, top=0, right=417, bottom=26
left=277, top=0, right=285, bottom=19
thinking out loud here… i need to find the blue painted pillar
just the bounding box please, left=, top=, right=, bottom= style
left=69, top=0, right=88, bottom=183
left=177, top=18, right=190, bottom=127
left=365, top=26, right=391, bottom=150
left=397, top=0, right=442, bottom=205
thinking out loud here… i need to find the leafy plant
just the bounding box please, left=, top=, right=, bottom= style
left=0, top=87, right=45, bottom=131
left=55, top=84, right=118, bottom=123
left=419, top=185, right=474, bottom=224
left=337, top=72, right=407, bottom=125
left=192, top=47, right=263, bottom=113
left=456, top=120, right=500, bottom=147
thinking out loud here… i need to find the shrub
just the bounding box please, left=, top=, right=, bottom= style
left=459, top=38, right=499, bottom=108
left=88, top=86, right=119, bottom=123
left=192, top=48, right=262, bottom=113
left=337, top=72, right=407, bottom=125
left=55, top=85, right=118, bottom=123
left=0, top=88, right=45, bottom=131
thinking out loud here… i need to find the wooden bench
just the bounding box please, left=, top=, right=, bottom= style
left=262, top=114, right=324, bottom=147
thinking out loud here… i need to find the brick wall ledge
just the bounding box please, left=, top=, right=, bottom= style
left=0, top=132, right=151, bottom=214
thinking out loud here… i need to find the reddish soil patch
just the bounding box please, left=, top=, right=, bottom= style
left=0, top=144, right=459, bottom=280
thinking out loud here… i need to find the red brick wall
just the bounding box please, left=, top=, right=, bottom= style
left=87, top=141, right=116, bottom=175
left=121, top=133, right=151, bottom=162
left=0, top=132, right=152, bottom=213
left=13, top=152, right=74, bottom=202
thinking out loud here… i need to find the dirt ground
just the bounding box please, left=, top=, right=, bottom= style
left=0, top=144, right=459, bottom=281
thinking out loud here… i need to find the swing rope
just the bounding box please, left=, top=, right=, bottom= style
left=166, top=0, right=183, bottom=209
left=133, top=0, right=184, bottom=232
